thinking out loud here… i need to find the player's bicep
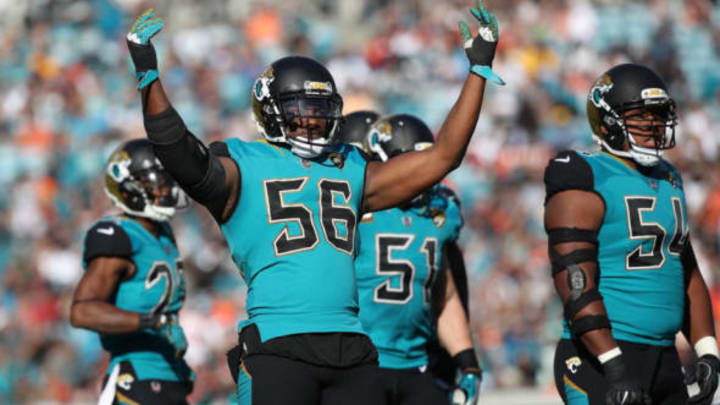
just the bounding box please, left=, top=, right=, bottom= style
left=363, top=148, right=446, bottom=212
left=545, top=190, right=609, bottom=338
left=545, top=190, right=604, bottom=291
left=74, top=257, right=134, bottom=302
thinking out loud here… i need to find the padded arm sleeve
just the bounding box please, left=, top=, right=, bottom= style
left=83, top=222, right=133, bottom=267
left=544, top=150, right=594, bottom=204
left=144, top=107, right=229, bottom=210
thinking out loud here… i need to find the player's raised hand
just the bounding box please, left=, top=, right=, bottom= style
left=126, top=8, right=164, bottom=90
left=458, top=0, right=504, bottom=85
left=686, top=354, right=720, bottom=405
left=450, top=370, right=481, bottom=405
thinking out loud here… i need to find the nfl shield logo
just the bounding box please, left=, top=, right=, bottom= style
left=151, top=381, right=162, bottom=393
left=648, top=179, right=658, bottom=190
left=402, top=216, right=412, bottom=227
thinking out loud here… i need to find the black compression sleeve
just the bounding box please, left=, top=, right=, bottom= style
left=144, top=107, right=206, bottom=185
left=144, top=107, right=228, bottom=211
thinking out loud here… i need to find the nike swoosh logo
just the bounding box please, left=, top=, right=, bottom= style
left=554, top=156, right=571, bottom=163
left=96, top=227, right=115, bottom=236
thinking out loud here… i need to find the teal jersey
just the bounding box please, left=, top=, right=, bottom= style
left=82, top=216, right=192, bottom=382
left=355, top=185, right=463, bottom=368
left=221, top=139, right=368, bottom=342
left=545, top=151, right=689, bottom=346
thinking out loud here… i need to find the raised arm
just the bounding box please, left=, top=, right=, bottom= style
left=126, top=9, right=239, bottom=222
left=682, top=240, right=720, bottom=404
left=362, top=1, right=503, bottom=212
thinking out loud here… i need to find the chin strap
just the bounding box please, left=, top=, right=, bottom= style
left=288, top=137, right=331, bottom=158
left=594, top=136, right=662, bottom=166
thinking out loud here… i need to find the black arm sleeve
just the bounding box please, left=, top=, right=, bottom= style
left=445, top=241, right=469, bottom=318
left=83, top=222, right=134, bottom=265
left=544, top=150, right=594, bottom=204
left=144, top=107, right=230, bottom=217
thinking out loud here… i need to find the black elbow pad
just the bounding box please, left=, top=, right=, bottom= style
left=144, top=107, right=187, bottom=146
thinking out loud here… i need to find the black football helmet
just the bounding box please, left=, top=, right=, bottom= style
left=366, top=114, right=434, bottom=162
left=337, top=110, right=380, bottom=153
left=104, top=139, right=184, bottom=222
left=587, top=63, right=677, bottom=166
left=251, top=55, right=343, bottom=158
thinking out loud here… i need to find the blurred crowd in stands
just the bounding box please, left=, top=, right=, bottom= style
left=2, top=0, right=720, bottom=403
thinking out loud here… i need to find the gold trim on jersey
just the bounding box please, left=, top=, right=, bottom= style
left=563, top=374, right=587, bottom=395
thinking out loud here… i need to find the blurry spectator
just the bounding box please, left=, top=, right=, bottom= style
left=2, top=0, right=720, bottom=402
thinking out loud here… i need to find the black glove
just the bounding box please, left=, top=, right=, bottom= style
left=602, top=356, right=651, bottom=405
left=138, top=312, right=168, bottom=330
left=457, top=0, right=504, bottom=85
left=686, top=355, right=720, bottom=405
left=126, top=9, right=163, bottom=89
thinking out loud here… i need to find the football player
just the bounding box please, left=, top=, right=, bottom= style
left=70, top=139, right=193, bottom=405
left=337, top=111, right=475, bottom=398
left=348, top=114, right=481, bottom=405
left=125, top=1, right=502, bottom=403
left=545, top=63, right=719, bottom=405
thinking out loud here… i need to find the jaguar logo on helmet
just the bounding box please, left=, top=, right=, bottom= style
left=253, top=67, right=275, bottom=101
left=370, top=120, right=393, bottom=144
left=106, top=150, right=132, bottom=183
left=588, top=74, right=613, bottom=109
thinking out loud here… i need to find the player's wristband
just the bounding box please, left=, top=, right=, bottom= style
left=469, top=65, right=505, bottom=85
left=127, top=40, right=159, bottom=89
left=127, top=41, right=157, bottom=71
left=695, top=336, right=720, bottom=358
left=453, top=348, right=482, bottom=376
left=598, top=347, right=622, bottom=364
left=138, top=313, right=166, bottom=330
